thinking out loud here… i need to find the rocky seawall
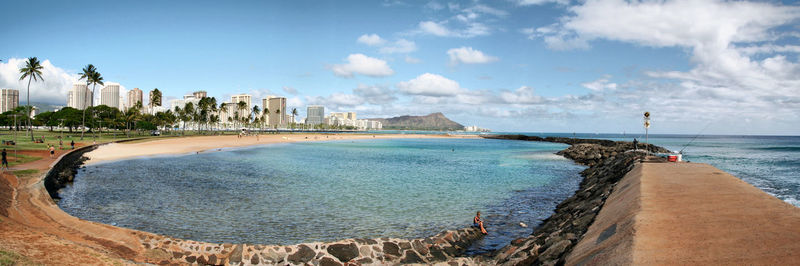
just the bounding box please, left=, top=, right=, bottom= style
left=43, top=144, right=97, bottom=201
left=482, top=135, right=670, bottom=265
left=138, top=227, right=485, bottom=265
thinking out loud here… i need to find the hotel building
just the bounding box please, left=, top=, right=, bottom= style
left=67, top=83, right=92, bottom=110
left=265, top=97, right=287, bottom=128
left=193, top=91, right=207, bottom=99
left=306, top=105, right=324, bottom=125
left=0, top=88, right=19, bottom=113
left=101, top=83, right=120, bottom=109
left=127, top=88, right=143, bottom=109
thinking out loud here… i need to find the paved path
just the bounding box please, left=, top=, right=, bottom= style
left=568, top=162, right=800, bottom=265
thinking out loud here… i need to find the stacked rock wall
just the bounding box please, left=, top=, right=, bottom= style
left=482, top=135, right=670, bottom=265
left=138, top=227, right=485, bottom=265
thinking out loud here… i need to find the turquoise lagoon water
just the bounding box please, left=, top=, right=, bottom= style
left=58, top=138, right=586, bottom=253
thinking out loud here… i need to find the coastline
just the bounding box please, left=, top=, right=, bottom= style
left=83, top=133, right=478, bottom=165
left=4, top=133, right=797, bottom=265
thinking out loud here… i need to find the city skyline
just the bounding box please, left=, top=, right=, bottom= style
left=1, top=0, right=799, bottom=135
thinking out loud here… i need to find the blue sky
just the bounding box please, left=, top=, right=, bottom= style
left=1, top=0, right=799, bottom=135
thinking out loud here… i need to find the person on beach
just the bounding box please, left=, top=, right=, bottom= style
left=474, top=211, right=488, bottom=235
left=2, top=148, right=8, bottom=171
left=48, top=145, right=55, bottom=158
left=633, top=138, right=639, bottom=151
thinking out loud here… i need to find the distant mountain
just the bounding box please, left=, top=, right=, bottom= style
left=367, top=112, right=464, bottom=131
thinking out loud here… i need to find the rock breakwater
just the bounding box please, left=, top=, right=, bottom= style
left=482, top=135, right=670, bottom=265
left=43, top=144, right=97, bottom=201
left=137, top=227, right=485, bottom=265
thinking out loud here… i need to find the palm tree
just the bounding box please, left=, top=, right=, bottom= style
left=179, top=102, right=194, bottom=136
left=261, top=107, right=269, bottom=132
left=149, top=88, right=162, bottom=114
left=291, top=108, right=298, bottom=129
left=274, top=108, right=281, bottom=129
left=78, top=64, right=103, bottom=140
left=218, top=102, right=228, bottom=130
left=236, top=101, right=247, bottom=129
left=252, top=105, right=260, bottom=132
left=18, top=57, right=44, bottom=141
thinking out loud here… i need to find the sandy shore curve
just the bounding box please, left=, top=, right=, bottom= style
left=85, top=133, right=478, bottom=165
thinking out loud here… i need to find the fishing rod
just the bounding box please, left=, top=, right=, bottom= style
left=679, top=122, right=712, bottom=154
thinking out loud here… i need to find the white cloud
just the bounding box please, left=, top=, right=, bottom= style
left=404, top=56, right=422, bottom=64
left=379, top=39, right=418, bottom=54
left=581, top=76, right=618, bottom=92
left=516, top=0, right=570, bottom=6
left=397, top=73, right=464, bottom=97
left=329, top=54, right=395, bottom=78
left=282, top=86, right=298, bottom=95
left=425, top=1, right=444, bottom=10
left=357, top=34, right=386, bottom=46
left=353, top=84, right=397, bottom=105
left=519, top=0, right=800, bottom=134
left=418, top=21, right=491, bottom=38
left=419, top=21, right=452, bottom=36
left=306, top=93, right=364, bottom=109
left=499, top=86, right=546, bottom=104
left=447, top=47, right=499, bottom=65
left=0, top=58, right=78, bottom=104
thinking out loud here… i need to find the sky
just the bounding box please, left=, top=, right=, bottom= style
left=1, top=0, right=799, bottom=135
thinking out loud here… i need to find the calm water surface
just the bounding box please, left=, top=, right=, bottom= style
left=58, top=138, right=585, bottom=254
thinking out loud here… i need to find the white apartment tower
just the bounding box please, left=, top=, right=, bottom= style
left=306, top=105, right=324, bottom=125
left=231, top=94, right=252, bottom=119
left=127, top=88, right=143, bottom=109
left=265, top=97, right=287, bottom=128
left=0, top=88, right=19, bottom=113
left=101, top=83, right=120, bottom=109
left=68, top=83, right=92, bottom=110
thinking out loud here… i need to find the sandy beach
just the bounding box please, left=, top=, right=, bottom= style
left=85, top=133, right=478, bottom=165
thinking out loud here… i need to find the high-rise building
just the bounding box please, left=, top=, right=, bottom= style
left=0, top=88, right=19, bottom=113
left=231, top=94, right=252, bottom=119
left=127, top=88, right=143, bottom=109
left=306, top=105, right=324, bottom=125
left=266, top=97, right=287, bottom=128
left=193, top=91, right=207, bottom=99
left=119, top=96, right=125, bottom=111
left=68, top=83, right=92, bottom=110
left=101, top=83, right=120, bottom=109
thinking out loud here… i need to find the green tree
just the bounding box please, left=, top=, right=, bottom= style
left=236, top=101, right=247, bottom=129
left=291, top=108, right=298, bottom=129
left=18, top=57, right=44, bottom=141
left=78, top=64, right=104, bottom=140
left=149, top=88, right=162, bottom=112
left=218, top=102, right=228, bottom=130
left=252, top=105, right=260, bottom=131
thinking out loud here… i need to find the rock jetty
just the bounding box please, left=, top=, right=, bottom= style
left=482, top=135, right=670, bottom=265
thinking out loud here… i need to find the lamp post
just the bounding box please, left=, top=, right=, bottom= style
left=644, top=111, right=651, bottom=144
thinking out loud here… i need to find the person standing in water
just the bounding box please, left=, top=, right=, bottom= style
left=474, top=211, right=488, bottom=235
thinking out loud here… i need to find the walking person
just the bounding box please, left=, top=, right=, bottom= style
left=633, top=138, right=639, bottom=151
left=49, top=145, right=55, bottom=158
left=1, top=148, right=8, bottom=171
left=70, top=140, right=75, bottom=149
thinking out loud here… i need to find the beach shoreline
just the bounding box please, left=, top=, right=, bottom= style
left=84, top=133, right=479, bottom=165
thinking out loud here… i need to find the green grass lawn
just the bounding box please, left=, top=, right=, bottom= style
left=0, top=249, right=39, bottom=266
left=7, top=154, right=40, bottom=167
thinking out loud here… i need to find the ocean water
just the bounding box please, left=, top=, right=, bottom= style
left=505, top=133, right=800, bottom=207
left=58, top=138, right=585, bottom=254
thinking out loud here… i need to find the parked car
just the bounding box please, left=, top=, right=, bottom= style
left=151, top=130, right=161, bottom=136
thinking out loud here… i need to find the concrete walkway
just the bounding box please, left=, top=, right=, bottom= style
left=567, top=162, right=800, bottom=265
